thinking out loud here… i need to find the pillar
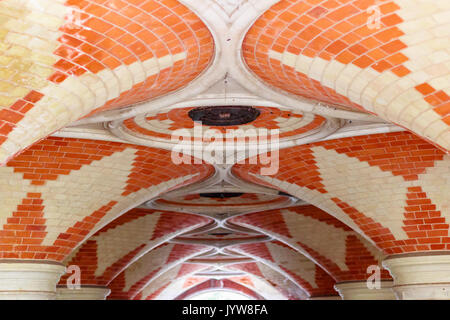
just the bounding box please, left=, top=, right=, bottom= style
left=383, top=253, right=450, bottom=300
left=56, top=286, right=111, bottom=300
left=334, top=280, right=396, bottom=300
left=0, top=261, right=65, bottom=300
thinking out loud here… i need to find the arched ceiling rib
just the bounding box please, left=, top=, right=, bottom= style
left=136, top=263, right=211, bottom=300
left=0, top=0, right=214, bottom=164
left=0, top=136, right=214, bottom=261
left=230, top=240, right=338, bottom=298
left=0, top=0, right=448, bottom=301
left=232, top=131, right=450, bottom=255
left=173, top=278, right=265, bottom=300
left=59, top=208, right=211, bottom=287
left=230, top=205, right=392, bottom=282
left=242, top=0, right=450, bottom=151
left=108, top=243, right=210, bottom=299
left=229, top=262, right=309, bottom=300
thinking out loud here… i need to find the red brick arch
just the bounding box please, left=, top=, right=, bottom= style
left=232, top=241, right=337, bottom=297
left=0, top=0, right=215, bottom=164
left=174, top=278, right=265, bottom=300
left=108, top=243, right=209, bottom=299
left=0, top=137, right=214, bottom=261
left=59, top=208, right=211, bottom=286
left=243, top=0, right=450, bottom=151
left=230, top=205, right=392, bottom=282
left=233, top=132, right=449, bottom=255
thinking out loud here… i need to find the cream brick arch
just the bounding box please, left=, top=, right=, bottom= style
left=229, top=262, right=311, bottom=300
left=231, top=241, right=337, bottom=297
left=233, top=132, right=449, bottom=255
left=231, top=274, right=289, bottom=300
left=243, top=0, right=450, bottom=151
left=417, top=155, right=450, bottom=218
left=0, top=0, right=214, bottom=164
left=135, top=243, right=317, bottom=300
left=173, top=277, right=266, bottom=300
left=0, top=136, right=214, bottom=261
left=0, top=0, right=449, bottom=302
left=60, top=208, right=211, bottom=287
left=254, top=262, right=311, bottom=299
left=154, top=270, right=289, bottom=300
left=230, top=205, right=390, bottom=282
left=312, top=146, right=410, bottom=239
left=108, top=243, right=210, bottom=299
left=138, top=263, right=210, bottom=300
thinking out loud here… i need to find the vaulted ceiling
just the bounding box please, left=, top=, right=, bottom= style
left=0, top=0, right=448, bottom=300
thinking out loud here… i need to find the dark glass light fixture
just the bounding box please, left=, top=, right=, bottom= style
left=188, top=106, right=260, bottom=126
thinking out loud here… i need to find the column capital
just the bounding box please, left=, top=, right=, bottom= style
left=334, top=280, right=395, bottom=300
left=383, top=252, right=450, bottom=300
left=0, top=260, right=65, bottom=300
left=56, top=286, right=111, bottom=300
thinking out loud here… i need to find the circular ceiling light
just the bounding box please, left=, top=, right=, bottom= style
left=188, top=106, right=260, bottom=126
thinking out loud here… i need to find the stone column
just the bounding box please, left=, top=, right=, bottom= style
left=0, top=261, right=65, bottom=300
left=56, top=286, right=111, bottom=300
left=383, top=253, right=450, bottom=300
left=334, top=280, right=396, bottom=300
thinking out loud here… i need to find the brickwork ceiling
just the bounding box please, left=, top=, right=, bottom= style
left=0, top=0, right=448, bottom=300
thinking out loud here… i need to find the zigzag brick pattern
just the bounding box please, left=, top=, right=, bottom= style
left=0, top=136, right=213, bottom=261
left=231, top=205, right=391, bottom=282
left=243, top=0, right=450, bottom=151
left=122, top=106, right=326, bottom=142
left=174, top=278, right=265, bottom=300
left=108, top=243, right=209, bottom=299
left=233, top=132, right=449, bottom=255
left=230, top=262, right=310, bottom=300
left=138, top=263, right=211, bottom=300
left=232, top=241, right=337, bottom=297
left=59, top=208, right=211, bottom=286
left=0, top=0, right=214, bottom=164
